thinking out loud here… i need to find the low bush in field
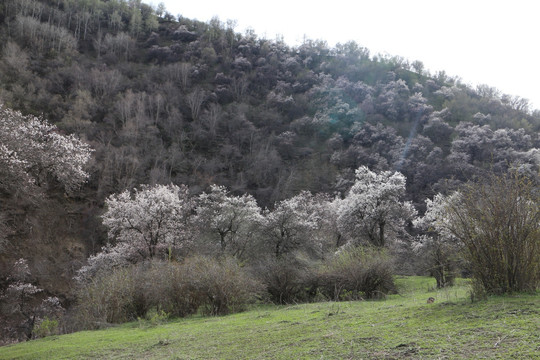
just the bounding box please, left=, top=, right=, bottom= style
left=251, top=255, right=318, bottom=305
left=75, top=257, right=262, bottom=329
left=318, top=246, right=396, bottom=300
left=75, top=266, right=144, bottom=327
left=249, top=248, right=396, bottom=304
left=75, top=247, right=399, bottom=329
left=183, top=256, right=263, bottom=315
left=445, top=173, right=540, bottom=295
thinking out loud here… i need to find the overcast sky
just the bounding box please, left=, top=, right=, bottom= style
left=147, top=0, right=540, bottom=110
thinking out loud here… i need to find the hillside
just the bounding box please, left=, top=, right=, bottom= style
left=1, top=277, right=539, bottom=359
left=0, top=0, right=539, bottom=346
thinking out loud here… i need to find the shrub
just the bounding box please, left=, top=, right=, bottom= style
left=183, top=256, right=263, bottom=315
left=32, top=317, right=59, bottom=339
left=75, top=257, right=262, bottom=328
left=252, top=255, right=318, bottom=304
left=76, top=267, right=139, bottom=327
left=76, top=261, right=202, bottom=328
left=443, top=172, right=540, bottom=294
left=318, top=246, right=396, bottom=300
left=412, top=235, right=458, bottom=289
left=142, top=261, right=201, bottom=318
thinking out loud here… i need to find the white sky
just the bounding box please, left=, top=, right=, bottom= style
left=148, top=0, right=540, bottom=110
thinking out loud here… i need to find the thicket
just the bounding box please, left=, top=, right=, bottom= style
left=73, top=250, right=398, bottom=329
left=74, top=257, right=262, bottom=329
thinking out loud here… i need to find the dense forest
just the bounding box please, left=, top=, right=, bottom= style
left=1, top=0, right=539, bottom=344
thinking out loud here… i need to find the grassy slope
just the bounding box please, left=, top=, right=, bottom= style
left=2, top=277, right=539, bottom=359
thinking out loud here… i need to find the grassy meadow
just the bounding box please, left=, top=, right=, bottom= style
left=1, top=277, right=539, bottom=359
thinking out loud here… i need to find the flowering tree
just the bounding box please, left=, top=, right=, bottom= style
left=0, top=259, right=64, bottom=342
left=0, top=104, right=92, bottom=195
left=101, top=184, right=193, bottom=259
left=194, top=185, right=261, bottom=257
left=318, top=195, right=345, bottom=250
left=263, top=191, right=325, bottom=258
left=75, top=242, right=135, bottom=283
left=413, top=193, right=462, bottom=288
left=375, top=78, right=410, bottom=121
left=337, top=166, right=416, bottom=247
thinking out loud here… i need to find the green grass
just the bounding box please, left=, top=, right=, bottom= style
left=2, top=277, right=539, bottom=359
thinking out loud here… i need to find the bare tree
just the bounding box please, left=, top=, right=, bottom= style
left=187, top=88, right=206, bottom=121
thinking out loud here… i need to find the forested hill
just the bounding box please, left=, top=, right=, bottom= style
left=0, top=1, right=539, bottom=277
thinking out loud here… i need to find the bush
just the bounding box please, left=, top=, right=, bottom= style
left=444, top=172, right=540, bottom=294
left=75, top=257, right=262, bottom=328
left=183, top=256, right=263, bottom=315
left=32, top=317, right=59, bottom=339
left=75, top=261, right=201, bottom=328
left=143, top=261, right=201, bottom=318
left=318, top=246, right=396, bottom=300
left=415, top=237, right=458, bottom=289
left=76, top=267, right=140, bottom=327
left=252, top=255, right=318, bottom=304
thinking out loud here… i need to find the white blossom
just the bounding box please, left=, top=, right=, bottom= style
left=75, top=243, right=135, bottom=282
left=336, top=166, right=416, bottom=247
left=0, top=104, right=92, bottom=195
left=101, top=184, right=193, bottom=259
left=195, top=185, right=262, bottom=257
left=263, top=191, right=325, bottom=258
left=412, top=192, right=463, bottom=252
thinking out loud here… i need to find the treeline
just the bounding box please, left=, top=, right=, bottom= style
left=2, top=169, right=537, bottom=343
left=1, top=168, right=407, bottom=341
